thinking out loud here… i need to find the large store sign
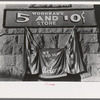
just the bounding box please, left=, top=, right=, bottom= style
left=3, top=9, right=97, bottom=28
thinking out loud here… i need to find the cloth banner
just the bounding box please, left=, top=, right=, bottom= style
left=39, top=48, right=67, bottom=78
left=65, top=27, right=85, bottom=74
left=25, top=27, right=85, bottom=79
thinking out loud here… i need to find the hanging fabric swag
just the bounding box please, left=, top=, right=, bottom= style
left=25, top=27, right=85, bottom=79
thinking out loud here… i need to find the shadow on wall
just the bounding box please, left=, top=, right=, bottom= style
left=94, top=5, right=100, bottom=45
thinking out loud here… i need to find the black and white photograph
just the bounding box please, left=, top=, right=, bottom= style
left=0, top=3, right=100, bottom=82
left=0, top=1, right=100, bottom=99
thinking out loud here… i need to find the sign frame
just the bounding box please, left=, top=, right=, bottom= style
left=3, top=8, right=97, bottom=28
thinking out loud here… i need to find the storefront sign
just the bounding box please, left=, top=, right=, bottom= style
left=3, top=9, right=97, bottom=28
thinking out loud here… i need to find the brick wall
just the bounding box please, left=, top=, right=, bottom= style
left=0, top=4, right=100, bottom=81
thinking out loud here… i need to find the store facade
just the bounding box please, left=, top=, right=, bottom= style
left=0, top=4, right=99, bottom=81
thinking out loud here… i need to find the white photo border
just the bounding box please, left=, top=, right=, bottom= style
left=0, top=1, right=100, bottom=98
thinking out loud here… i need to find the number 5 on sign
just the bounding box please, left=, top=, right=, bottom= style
left=16, top=13, right=30, bottom=23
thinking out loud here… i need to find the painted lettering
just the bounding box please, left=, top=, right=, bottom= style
left=16, top=13, right=29, bottom=23
left=42, top=67, right=56, bottom=74
left=70, top=14, right=81, bottom=23
left=15, top=11, right=86, bottom=25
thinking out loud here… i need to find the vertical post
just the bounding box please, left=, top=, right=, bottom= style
left=23, top=27, right=26, bottom=80
left=73, top=26, right=76, bottom=31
